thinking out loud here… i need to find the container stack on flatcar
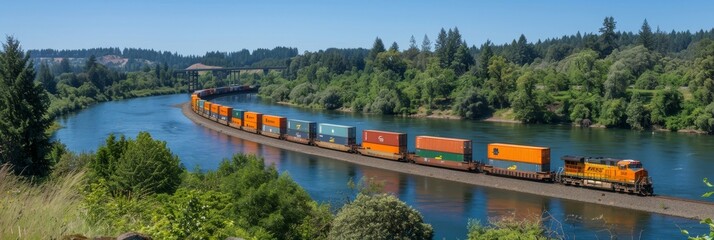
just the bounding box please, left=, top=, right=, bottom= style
left=559, top=156, right=653, bottom=195
left=218, top=105, right=232, bottom=125
left=202, top=102, right=212, bottom=118
left=229, top=109, right=245, bottom=129
left=197, top=100, right=206, bottom=115
left=358, top=130, right=408, bottom=161
left=210, top=103, right=221, bottom=121
left=285, top=119, right=317, bottom=145
left=315, top=123, right=356, bottom=152
left=187, top=85, right=656, bottom=196
left=414, top=136, right=476, bottom=171
left=482, top=143, right=552, bottom=181
left=261, top=115, right=287, bottom=139
left=243, top=111, right=263, bottom=133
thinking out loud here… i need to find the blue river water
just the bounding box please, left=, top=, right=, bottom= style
left=54, top=93, right=712, bottom=239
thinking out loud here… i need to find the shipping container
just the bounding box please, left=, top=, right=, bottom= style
left=362, top=142, right=406, bottom=155
left=219, top=106, right=233, bottom=117
left=415, top=149, right=472, bottom=162
left=244, top=121, right=261, bottom=130
left=362, top=130, right=407, bottom=146
left=487, top=143, right=550, bottom=165
left=244, top=112, right=263, bottom=123
left=487, top=159, right=549, bottom=172
left=318, top=123, right=356, bottom=138
left=287, top=129, right=312, bottom=140
left=211, top=104, right=220, bottom=114
left=261, top=125, right=284, bottom=134
left=263, top=115, right=287, bottom=128
left=288, top=119, right=316, bottom=132
left=317, top=134, right=356, bottom=146
left=230, top=118, right=243, bottom=127
left=415, top=136, right=472, bottom=154
left=232, top=109, right=245, bottom=119
left=204, top=102, right=212, bottom=111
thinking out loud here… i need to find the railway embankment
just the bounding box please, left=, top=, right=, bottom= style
left=181, top=102, right=714, bottom=220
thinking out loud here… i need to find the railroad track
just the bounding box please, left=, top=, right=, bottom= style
left=654, top=195, right=714, bottom=206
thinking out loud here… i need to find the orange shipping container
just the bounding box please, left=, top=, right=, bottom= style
left=487, top=143, right=550, bottom=165
left=244, top=121, right=259, bottom=129
left=244, top=112, right=262, bottom=123
left=204, top=102, right=212, bottom=110
left=362, top=142, right=405, bottom=155
left=262, top=115, right=287, bottom=128
left=219, top=106, right=233, bottom=117
left=211, top=103, right=220, bottom=113
left=415, top=136, right=472, bottom=154
left=231, top=118, right=243, bottom=126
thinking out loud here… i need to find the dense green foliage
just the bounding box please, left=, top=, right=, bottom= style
left=254, top=19, right=714, bottom=133
left=90, top=132, right=183, bottom=196
left=329, top=193, right=433, bottom=240
left=467, top=219, right=550, bottom=240
left=81, top=134, right=333, bottom=239
left=45, top=57, right=184, bottom=119
left=0, top=37, right=53, bottom=176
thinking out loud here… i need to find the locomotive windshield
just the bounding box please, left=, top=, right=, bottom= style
left=629, top=162, right=642, bottom=169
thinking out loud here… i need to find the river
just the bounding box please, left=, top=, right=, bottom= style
left=54, top=93, right=712, bottom=239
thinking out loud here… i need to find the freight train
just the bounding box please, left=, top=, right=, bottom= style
left=190, top=86, right=655, bottom=196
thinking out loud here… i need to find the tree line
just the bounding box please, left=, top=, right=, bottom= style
left=29, top=46, right=297, bottom=71
left=254, top=17, right=714, bottom=133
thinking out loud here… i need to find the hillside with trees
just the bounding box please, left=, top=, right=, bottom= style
left=253, top=17, right=714, bottom=133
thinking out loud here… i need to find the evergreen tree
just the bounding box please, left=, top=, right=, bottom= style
left=478, top=40, right=494, bottom=79
left=59, top=58, right=71, bottom=73
left=421, top=34, right=432, bottom=53
left=37, top=62, right=56, bottom=94
left=639, top=19, right=655, bottom=50
left=598, top=16, right=618, bottom=56
left=451, top=43, right=475, bottom=75
left=0, top=37, right=52, bottom=176
left=435, top=28, right=448, bottom=61
left=368, top=37, right=386, bottom=61
left=389, top=42, right=399, bottom=52
left=409, top=35, right=418, bottom=50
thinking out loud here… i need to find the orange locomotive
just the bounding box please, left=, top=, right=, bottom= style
left=557, top=156, right=653, bottom=196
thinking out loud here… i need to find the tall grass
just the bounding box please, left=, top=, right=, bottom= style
left=0, top=165, right=94, bottom=239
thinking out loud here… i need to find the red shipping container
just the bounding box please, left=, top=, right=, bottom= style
left=362, top=130, right=407, bottom=146
left=415, top=136, right=472, bottom=154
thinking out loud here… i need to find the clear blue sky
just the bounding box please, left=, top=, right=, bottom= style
left=1, top=0, right=713, bottom=55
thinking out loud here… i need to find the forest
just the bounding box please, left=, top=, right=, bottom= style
left=252, top=17, right=714, bottom=133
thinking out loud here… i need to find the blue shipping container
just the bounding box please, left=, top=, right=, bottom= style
left=288, top=119, right=317, bottom=132
left=317, top=134, right=355, bottom=145
left=262, top=125, right=283, bottom=134
left=287, top=129, right=311, bottom=140
left=318, top=123, right=356, bottom=138
left=487, top=159, right=549, bottom=172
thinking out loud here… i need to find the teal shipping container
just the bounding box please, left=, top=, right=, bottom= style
left=232, top=109, right=245, bottom=119
left=288, top=119, right=317, bottom=132
left=318, top=123, right=356, bottom=138
left=262, top=125, right=284, bottom=134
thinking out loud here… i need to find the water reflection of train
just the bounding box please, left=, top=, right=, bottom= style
left=190, top=86, right=654, bottom=196
left=486, top=191, right=546, bottom=221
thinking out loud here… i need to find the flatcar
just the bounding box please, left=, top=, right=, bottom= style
left=190, top=86, right=656, bottom=196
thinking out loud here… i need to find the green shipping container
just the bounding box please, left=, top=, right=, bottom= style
left=232, top=109, right=245, bottom=119
left=415, top=149, right=472, bottom=162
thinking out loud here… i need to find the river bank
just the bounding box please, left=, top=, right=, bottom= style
left=181, top=101, right=714, bottom=220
